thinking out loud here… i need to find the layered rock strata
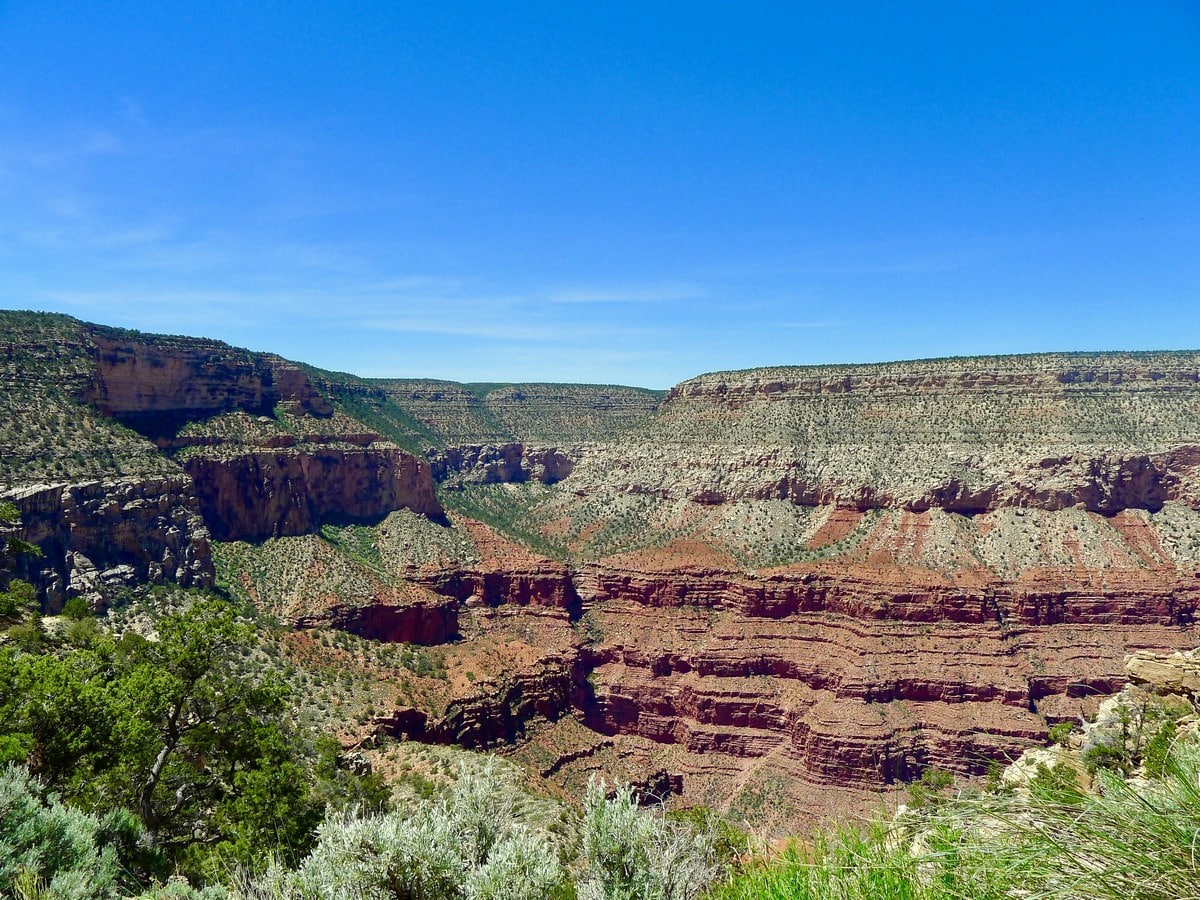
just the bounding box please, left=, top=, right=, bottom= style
left=7, top=311, right=1200, bottom=826
left=572, top=561, right=1199, bottom=814
left=372, top=653, right=578, bottom=748
left=1, top=314, right=442, bottom=602
left=429, top=444, right=575, bottom=487
left=85, top=331, right=333, bottom=431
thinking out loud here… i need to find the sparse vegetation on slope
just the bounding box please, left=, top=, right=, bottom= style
left=0, top=312, right=178, bottom=484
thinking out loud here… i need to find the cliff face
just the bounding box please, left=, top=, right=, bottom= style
left=569, top=557, right=1200, bottom=817
left=561, top=353, right=1200, bottom=515
left=562, top=445, right=1200, bottom=514
left=428, top=444, right=575, bottom=487
left=185, top=448, right=442, bottom=541
left=9, top=311, right=1200, bottom=827
left=1, top=475, right=213, bottom=610
left=85, top=331, right=333, bottom=430
left=0, top=313, right=441, bottom=604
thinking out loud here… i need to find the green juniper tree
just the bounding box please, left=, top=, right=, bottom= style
left=0, top=595, right=324, bottom=883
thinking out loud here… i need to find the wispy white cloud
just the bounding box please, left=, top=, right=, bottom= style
left=545, top=282, right=703, bottom=304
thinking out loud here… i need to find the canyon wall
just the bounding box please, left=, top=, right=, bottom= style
left=185, top=447, right=442, bottom=541
left=7, top=310, right=1200, bottom=824
left=428, top=443, right=576, bottom=486
left=0, top=314, right=441, bottom=602
left=85, top=331, right=333, bottom=428
left=2, top=475, right=213, bottom=610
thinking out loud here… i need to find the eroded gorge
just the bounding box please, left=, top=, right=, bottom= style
left=4, top=309, right=1200, bottom=827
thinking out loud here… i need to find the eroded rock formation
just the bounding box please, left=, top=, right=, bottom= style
left=429, top=444, right=575, bottom=486
left=2, top=475, right=213, bottom=610
left=6, top=310, right=1200, bottom=827
left=85, top=331, right=333, bottom=429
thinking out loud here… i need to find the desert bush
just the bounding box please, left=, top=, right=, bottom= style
left=0, top=763, right=129, bottom=899
left=711, top=737, right=1200, bottom=900
left=240, top=757, right=572, bottom=900
left=578, top=777, right=721, bottom=900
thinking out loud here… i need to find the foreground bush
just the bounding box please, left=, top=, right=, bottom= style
left=711, top=740, right=1200, bottom=900
left=240, top=759, right=572, bottom=900
left=579, top=779, right=720, bottom=900
left=707, top=816, right=1016, bottom=900
left=238, top=764, right=724, bottom=900
left=0, top=763, right=132, bottom=899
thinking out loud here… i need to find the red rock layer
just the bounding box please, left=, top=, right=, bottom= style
left=302, top=595, right=460, bottom=646
left=565, top=559, right=1200, bottom=809
left=185, top=448, right=442, bottom=541
left=406, top=517, right=580, bottom=616
left=372, top=652, right=578, bottom=747
left=579, top=561, right=1200, bottom=626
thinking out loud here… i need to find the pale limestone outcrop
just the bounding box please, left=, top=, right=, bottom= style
left=1126, top=648, right=1200, bottom=694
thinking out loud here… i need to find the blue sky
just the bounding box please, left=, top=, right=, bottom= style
left=1, top=2, right=1197, bottom=387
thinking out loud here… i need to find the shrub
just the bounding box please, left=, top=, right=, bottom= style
left=714, top=738, right=1200, bottom=900
left=0, top=764, right=128, bottom=899
left=0, top=581, right=38, bottom=620
left=241, top=757, right=572, bottom=899
left=578, top=777, right=720, bottom=900
left=1047, top=721, right=1074, bottom=746
left=60, top=598, right=91, bottom=621
left=906, top=767, right=954, bottom=809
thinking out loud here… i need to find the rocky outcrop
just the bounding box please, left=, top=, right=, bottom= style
left=371, top=652, right=577, bottom=747
left=412, top=565, right=580, bottom=615
left=663, top=355, right=1200, bottom=407
left=1126, top=647, right=1200, bottom=694
left=564, top=445, right=1200, bottom=514
left=405, top=517, right=581, bottom=617
left=302, top=596, right=460, bottom=646
left=429, top=444, right=575, bottom=486
left=185, top=447, right=442, bottom=541
left=1, top=475, right=213, bottom=610
left=533, top=554, right=1199, bottom=815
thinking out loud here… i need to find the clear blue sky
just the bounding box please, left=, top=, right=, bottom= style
left=1, top=2, right=1197, bottom=387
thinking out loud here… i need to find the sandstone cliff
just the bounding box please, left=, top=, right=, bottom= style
left=0, top=312, right=442, bottom=603
left=186, top=447, right=441, bottom=541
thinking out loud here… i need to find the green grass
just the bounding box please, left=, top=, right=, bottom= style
left=710, top=818, right=1013, bottom=900
left=440, top=483, right=570, bottom=560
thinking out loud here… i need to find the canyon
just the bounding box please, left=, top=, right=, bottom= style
left=3, top=309, right=1200, bottom=826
